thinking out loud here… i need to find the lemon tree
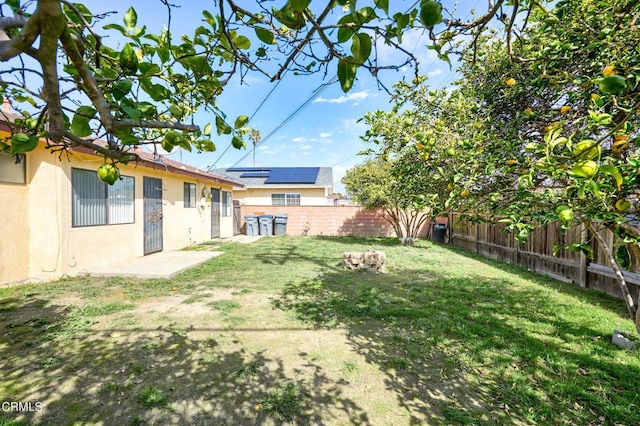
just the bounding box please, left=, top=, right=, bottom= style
left=411, top=0, right=640, bottom=335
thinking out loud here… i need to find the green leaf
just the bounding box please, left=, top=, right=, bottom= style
left=616, top=245, right=632, bottom=270
left=351, top=33, right=372, bottom=64
left=119, top=134, right=139, bottom=146
left=195, top=139, right=216, bottom=152
left=122, top=106, right=141, bottom=121
left=356, top=7, right=377, bottom=23
left=140, top=81, right=171, bottom=102
left=234, top=35, right=251, bottom=50
left=337, top=15, right=356, bottom=43
left=231, top=135, right=246, bottom=149
left=180, top=137, right=193, bottom=152
left=255, top=27, right=275, bottom=44
left=124, top=7, right=138, bottom=30
left=112, top=79, right=133, bottom=101
left=103, top=23, right=127, bottom=35
left=215, top=116, right=232, bottom=135
left=64, top=3, right=93, bottom=25
left=70, top=106, right=97, bottom=137
left=374, top=0, right=389, bottom=14
left=599, top=165, right=623, bottom=190
left=10, top=133, right=39, bottom=154
left=234, top=115, right=249, bottom=129
left=203, top=123, right=212, bottom=136
left=290, top=0, right=311, bottom=12
left=138, top=62, right=161, bottom=76
left=338, top=57, right=357, bottom=92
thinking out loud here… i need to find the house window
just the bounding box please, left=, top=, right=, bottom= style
left=271, top=193, right=301, bottom=206
left=184, top=182, right=196, bottom=208
left=0, top=152, right=26, bottom=184
left=72, top=168, right=134, bottom=227
left=222, top=191, right=232, bottom=216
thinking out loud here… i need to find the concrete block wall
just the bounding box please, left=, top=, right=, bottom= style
left=238, top=205, right=437, bottom=238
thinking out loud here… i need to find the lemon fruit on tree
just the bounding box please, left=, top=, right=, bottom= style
left=97, top=163, right=120, bottom=185
left=420, top=1, right=442, bottom=28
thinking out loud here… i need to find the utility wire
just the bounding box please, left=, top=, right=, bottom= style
left=208, top=70, right=291, bottom=171
left=228, top=76, right=339, bottom=168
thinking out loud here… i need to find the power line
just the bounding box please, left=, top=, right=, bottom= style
left=228, top=76, right=339, bottom=168
left=208, top=70, right=290, bottom=171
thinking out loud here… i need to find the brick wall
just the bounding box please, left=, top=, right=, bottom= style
left=239, top=205, right=443, bottom=238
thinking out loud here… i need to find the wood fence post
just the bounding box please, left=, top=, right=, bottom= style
left=475, top=221, right=480, bottom=253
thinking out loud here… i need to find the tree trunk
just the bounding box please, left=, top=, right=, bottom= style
left=586, top=221, right=639, bottom=336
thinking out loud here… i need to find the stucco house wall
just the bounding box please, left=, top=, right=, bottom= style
left=0, top=175, right=30, bottom=284
left=234, top=186, right=330, bottom=206
left=1, top=136, right=239, bottom=285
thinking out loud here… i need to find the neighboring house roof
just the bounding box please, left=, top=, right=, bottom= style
left=216, top=167, right=333, bottom=189
left=0, top=111, right=245, bottom=189
left=127, top=148, right=246, bottom=188
left=67, top=144, right=246, bottom=189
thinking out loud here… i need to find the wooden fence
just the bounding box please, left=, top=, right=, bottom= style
left=448, top=212, right=640, bottom=304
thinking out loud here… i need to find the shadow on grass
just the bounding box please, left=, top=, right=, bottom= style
left=436, top=242, right=632, bottom=320
left=0, top=297, right=369, bottom=425
left=272, top=263, right=640, bottom=425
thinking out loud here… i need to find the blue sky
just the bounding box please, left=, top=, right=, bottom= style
left=86, top=1, right=482, bottom=192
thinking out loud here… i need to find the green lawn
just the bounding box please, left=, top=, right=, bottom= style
left=1, top=236, right=638, bottom=425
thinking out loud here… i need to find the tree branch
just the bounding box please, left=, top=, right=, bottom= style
left=0, top=14, right=37, bottom=61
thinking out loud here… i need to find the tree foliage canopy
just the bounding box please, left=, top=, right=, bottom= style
left=356, top=0, right=640, bottom=332
left=0, top=0, right=554, bottom=174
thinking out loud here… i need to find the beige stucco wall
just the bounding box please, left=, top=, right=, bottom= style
left=234, top=186, right=329, bottom=206
left=0, top=144, right=235, bottom=285
left=0, top=178, right=30, bottom=285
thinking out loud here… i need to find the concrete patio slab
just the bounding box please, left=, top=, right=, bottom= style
left=82, top=250, right=223, bottom=279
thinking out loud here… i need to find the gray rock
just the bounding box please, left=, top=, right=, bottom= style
left=612, top=330, right=637, bottom=350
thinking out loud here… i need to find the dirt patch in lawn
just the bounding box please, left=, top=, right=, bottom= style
left=0, top=283, right=486, bottom=425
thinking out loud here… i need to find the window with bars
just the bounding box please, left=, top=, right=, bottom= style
left=184, top=182, right=196, bottom=208
left=72, top=168, right=134, bottom=227
left=271, top=193, right=301, bottom=206
left=222, top=191, right=232, bottom=216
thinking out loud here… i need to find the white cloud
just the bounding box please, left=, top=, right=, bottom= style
left=313, top=90, right=370, bottom=105
left=319, top=132, right=332, bottom=138
left=428, top=68, right=444, bottom=77
left=258, top=145, right=281, bottom=155
left=299, top=144, right=312, bottom=150
left=292, top=137, right=306, bottom=143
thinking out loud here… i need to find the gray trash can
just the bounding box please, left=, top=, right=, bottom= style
left=274, top=213, right=288, bottom=236
left=258, top=214, right=274, bottom=236
left=432, top=223, right=447, bottom=243
left=245, top=215, right=259, bottom=236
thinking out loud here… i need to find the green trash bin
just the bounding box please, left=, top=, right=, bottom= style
left=274, top=213, right=288, bottom=235
left=258, top=214, right=274, bottom=236
left=245, top=215, right=259, bottom=236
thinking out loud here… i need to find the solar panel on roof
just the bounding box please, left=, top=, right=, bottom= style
left=240, top=172, right=270, bottom=178
left=228, top=168, right=271, bottom=172
left=265, top=167, right=320, bottom=184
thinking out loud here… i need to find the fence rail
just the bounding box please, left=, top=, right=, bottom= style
left=448, top=212, right=640, bottom=304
